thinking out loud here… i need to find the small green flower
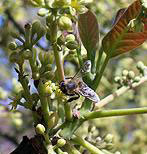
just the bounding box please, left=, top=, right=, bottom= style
left=57, top=138, right=66, bottom=147
left=37, top=8, right=49, bottom=17
left=8, top=42, right=17, bottom=50
left=36, top=124, right=46, bottom=135
left=128, top=71, right=135, bottom=79
left=65, top=34, right=75, bottom=42
left=70, top=0, right=88, bottom=14
left=58, top=16, right=73, bottom=32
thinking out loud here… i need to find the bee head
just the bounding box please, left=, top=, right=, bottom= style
left=59, top=81, right=67, bottom=94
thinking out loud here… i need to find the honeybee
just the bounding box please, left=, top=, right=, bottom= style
left=59, top=61, right=100, bottom=103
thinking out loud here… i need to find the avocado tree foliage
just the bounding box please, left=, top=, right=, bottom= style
left=4, top=0, right=147, bottom=153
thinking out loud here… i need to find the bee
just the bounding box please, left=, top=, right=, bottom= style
left=59, top=61, right=100, bottom=103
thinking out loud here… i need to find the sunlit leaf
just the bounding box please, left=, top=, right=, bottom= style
left=78, top=10, right=99, bottom=63
left=102, top=0, right=147, bottom=57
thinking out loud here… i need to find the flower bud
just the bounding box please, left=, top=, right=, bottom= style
left=134, top=76, right=141, bottom=82
left=137, top=61, right=144, bottom=70
left=114, top=76, right=121, bottom=83
left=104, top=134, right=114, bottom=143
left=58, top=16, right=72, bottom=32
left=122, top=69, right=128, bottom=76
left=45, top=80, right=52, bottom=86
left=37, top=8, right=49, bottom=17
left=65, top=34, right=75, bottom=42
left=76, top=5, right=88, bottom=14
left=36, top=124, right=45, bottom=135
left=8, top=42, right=17, bottom=50
left=22, top=49, right=32, bottom=59
left=66, top=41, right=78, bottom=50
left=106, top=143, right=114, bottom=150
left=45, top=86, right=53, bottom=95
left=57, top=138, right=66, bottom=147
left=32, top=72, right=40, bottom=80
left=122, top=76, right=127, bottom=81
left=32, top=20, right=41, bottom=36
left=53, top=0, right=71, bottom=8
left=128, top=71, right=135, bottom=79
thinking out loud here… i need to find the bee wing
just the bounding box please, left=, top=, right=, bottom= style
left=77, top=81, right=100, bottom=103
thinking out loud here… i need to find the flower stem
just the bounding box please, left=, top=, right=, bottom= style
left=96, top=47, right=104, bottom=73
left=38, top=81, right=50, bottom=128
left=95, top=76, right=147, bottom=109
left=53, top=42, right=65, bottom=81
left=84, top=107, right=147, bottom=120
left=93, top=55, right=110, bottom=90
left=72, top=135, right=104, bottom=154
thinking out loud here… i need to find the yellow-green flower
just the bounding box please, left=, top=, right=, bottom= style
left=70, top=0, right=91, bottom=13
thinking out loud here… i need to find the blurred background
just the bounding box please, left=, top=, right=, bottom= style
left=0, top=0, right=146, bottom=153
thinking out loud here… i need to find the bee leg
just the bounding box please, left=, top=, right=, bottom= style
left=91, top=103, right=95, bottom=111
left=67, top=93, right=80, bottom=102
left=65, top=77, right=72, bottom=79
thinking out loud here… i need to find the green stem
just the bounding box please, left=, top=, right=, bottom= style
left=95, top=76, right=147, bottom=109
left=72, top=135, right=104, bottom=154
left=96, top=47, right=104, bottom=73
left=50, top=17, right=64, bottom=81
left=84, top=107, right=147, bottom=120
left=64, top=142, right=81, bottom=154
left=93, top=55, right=110, bottom=90
left=53, top=43, right=65, bottom=81
left=38, top=81, right=50, bottom=128
left=24, top=24, right=31, bottom=49
left=18, top=65, right=33, bottom=109
left=77, top=46, right=83, bottom=67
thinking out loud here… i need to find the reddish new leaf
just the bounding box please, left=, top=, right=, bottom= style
left=102, top=0, right=147, bottom=57
left=78, top=10, right=99, bottom=61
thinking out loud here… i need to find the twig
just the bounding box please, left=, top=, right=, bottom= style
left=95, top=76, right=147, bottom=109
left=84, top=107, right=147, bottom=120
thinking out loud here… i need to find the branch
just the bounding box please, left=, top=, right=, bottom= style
left=95, top=76, right=147, bottom=109
left=84, top=107, right=147, bottom=120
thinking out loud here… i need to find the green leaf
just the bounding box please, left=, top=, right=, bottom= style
left=102, top=0, right=147, bottom=58
left=60, top=119, right=83, bottom=139
left=78, top=10, right=99, bottom=65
